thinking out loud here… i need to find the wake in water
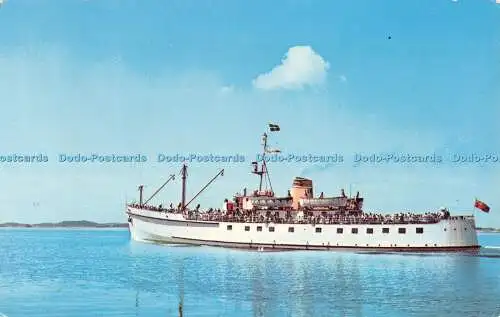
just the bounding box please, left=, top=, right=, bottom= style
left=478, top=246, right=500, bottom=258
left=475, top=246, right=500, bottom=258
left=353, top=246, right=500, bottom=259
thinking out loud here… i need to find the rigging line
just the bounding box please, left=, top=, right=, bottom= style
left=143, top=174, right=175, bottom=205
left=184, top=169, right=224, bottom=209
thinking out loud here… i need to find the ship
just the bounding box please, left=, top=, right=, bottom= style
left=126, top=125, right=480, bottom=252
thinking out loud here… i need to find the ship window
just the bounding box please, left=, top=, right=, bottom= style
left=382, top=228, right=389, bottom=233
left=245, top=226, right=250, bottom=231
left=416, top=227, right=424, bottom=234
left=315, top=227, right=322, bottom=233
left=288, top=227, right=294, bottom=233
left=366, top=228, right=373, bottom=234
left=352, top=228, right=358, bottom=234
left=269, top=227, right=275, bottom=232
left=257, top=226, right=262, bottom=232
left=227, top=225, right=232, bottom=231
left=337, top=228, right=343, bottom=234
left=398, top=228, right=406, bottom=234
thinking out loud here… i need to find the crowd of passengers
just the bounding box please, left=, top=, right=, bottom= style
left=187, top=211, right=449, bottom=225
left=128, top=203, right=451, bottom=225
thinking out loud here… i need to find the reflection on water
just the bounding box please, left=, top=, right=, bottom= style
left=0, top=229, right=499, bottom=317
left=250, top=256, right=264, bottom=317
left=177, top=256, right=184, bottom=317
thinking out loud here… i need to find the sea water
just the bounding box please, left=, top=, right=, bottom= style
left=0, top=229, right=499, bottom=317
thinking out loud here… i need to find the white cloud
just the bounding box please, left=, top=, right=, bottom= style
left=252, top=45, right=330, bottom=90
left=339, top=75, right=347, bottom=82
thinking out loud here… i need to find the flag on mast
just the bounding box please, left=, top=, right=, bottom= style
left=474, top=198, right=490, bottom=213
left=269, top=123, right=280, bottom=132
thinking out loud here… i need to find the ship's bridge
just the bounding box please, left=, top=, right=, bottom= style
left=232, top=176, right=364, bottom=212
left=233, top=191, right=293, bottom=211
left=299, top=197, right=348, bottom=208
left=248, top=196, right=293, bottom=210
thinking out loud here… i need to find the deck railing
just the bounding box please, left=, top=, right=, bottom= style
left=127, top=204, right=465, bottom=225
left=182, top=214, right=444, bottom=225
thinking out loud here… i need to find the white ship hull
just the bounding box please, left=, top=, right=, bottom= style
left=126, top=207, right=480, bottom=252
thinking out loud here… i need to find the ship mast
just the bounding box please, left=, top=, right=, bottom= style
left=181, top=163, right=187, bottom=211
left=252, top=123, right=280, bottom=194
left=138, top=185, right=144, bottom=206
left=259, top=133, right=268, bottom=192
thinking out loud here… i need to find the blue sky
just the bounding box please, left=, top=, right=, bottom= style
left=0, top=0, right=498, bottom=226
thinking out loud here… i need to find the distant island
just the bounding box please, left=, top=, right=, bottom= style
left=476, top=227, right=500, bottom=233
left=0, top=220, right=128, bottom=228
